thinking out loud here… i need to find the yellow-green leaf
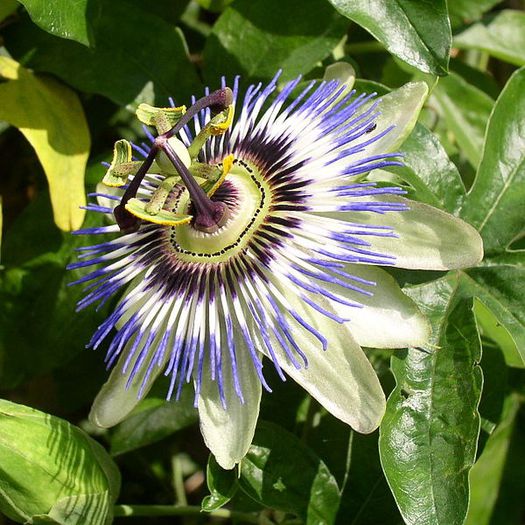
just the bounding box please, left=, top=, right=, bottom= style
left=0, top=56, right=89, bottom=231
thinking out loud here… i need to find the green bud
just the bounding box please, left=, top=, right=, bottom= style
left=0, top=400, right=120, bottom=525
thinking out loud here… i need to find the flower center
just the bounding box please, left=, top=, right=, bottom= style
left=166, top=160, right=272, bottom=263
left=114, top=88, right=234, bottom=234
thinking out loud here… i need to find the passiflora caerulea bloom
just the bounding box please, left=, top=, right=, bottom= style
left=70, top=68, right=483, bottom=469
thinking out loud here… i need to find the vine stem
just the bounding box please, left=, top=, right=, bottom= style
left=113, top=504, right=260, bottom=523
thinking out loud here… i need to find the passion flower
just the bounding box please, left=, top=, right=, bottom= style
left=70, top=70, right=483, bottom=468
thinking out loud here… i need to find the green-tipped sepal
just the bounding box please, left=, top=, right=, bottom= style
left=136, top=103, right=187, bottom=134
left=102, top=139, right=142, bottom=187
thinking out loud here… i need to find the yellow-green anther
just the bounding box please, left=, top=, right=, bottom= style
left=125, top=197, right=192, bottom=226
left=136, top=103, right=187, bottom=134
left=187, top=104, right=235, bottom=160
left=102, top=139, right=135, bottom=187
left=145, top=175, right=180, bottom=215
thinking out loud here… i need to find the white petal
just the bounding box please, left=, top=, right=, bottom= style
left=337, top=264, right=431, bottom=348
left=89, top=335, right=167, bottom=428
left=260, top=290, right=385, bottom=434
left=335, top=196, right=484, bottom=270
left=354, top=81, right=428, bottom=160
left=198, top=343, right=262, bottom=470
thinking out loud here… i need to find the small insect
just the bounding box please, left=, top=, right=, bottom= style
left=365, top=123, right=377, bottom=133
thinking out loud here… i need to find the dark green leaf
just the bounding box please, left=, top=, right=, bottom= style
left=454, top=10, right=525, bottom=67
left=336, top=432, right=402, bottom=525
left=380, top=275, right=482, bottom=525
left=461, top=67, right=525, bottom=255
left=0, top=399, right=120, bottom=525
left=18, top=0, right=94, bottom=46
left=433, top=72, right=494, bottom=169
left=328, top=0, right=451, bottom=75
left=202, top=455, right=238, bottom=512
left=387, top=123, right=466, bottom=213
left=0, top=193, right=109, bottom=388
left=203, top=0, right=347, bottom=84
left=110, top=388, right=198, bottom=456
left=239, top=421, right=340, bottom=525
left=4, top=1, right=200, bottom=106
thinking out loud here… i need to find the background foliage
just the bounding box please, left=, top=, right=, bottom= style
left=1, top=0, right=524, bottom=524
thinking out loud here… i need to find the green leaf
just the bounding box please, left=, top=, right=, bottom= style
left=448, top=0, right=501, bottom=29
left=110, top=391, right=198, bottom=456
left=4, top=1, right=200, bottom=106
left=461, top=67, right=525, bottom=255
left=454, top=10, right=525, bottom=67
left=433, top=72, right=494, bottom=169
left=0, top=399, right=120, bottom=525
left=465, top=393, right=523, bottom=525
left=386, top=123, right=466, bottom=213
left=17, top=0, right=94, bottom=46
left=239, top=421, right=340, bottom=525
left=203, top=0, right=347, bottom=84
left=455, top=68, right=525, bottom=367
left=379, top=275, right=482, bottom=525
left=327, top=0, right=451, bottom=75
left=0, top=56, right=88, bottom=231
left=202, top=455, right=238, bottom=512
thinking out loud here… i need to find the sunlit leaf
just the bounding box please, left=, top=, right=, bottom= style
left=17, top=0, right=94, bottom=46
left=0, top=56, right=88, bottom=231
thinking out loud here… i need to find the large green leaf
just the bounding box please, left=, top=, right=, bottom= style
left=454, top=10, right=525, bottom=67
left=17, top=0, right=94, bottom=46
left=327, top=0, right=451, bottom=75
left=0, top=399, right=120, bottom=525
left=203, top=0, right=347, bottom=84
left=433, top=72, right=494, bottom=169
left=461, top=67, right=525, bottom=255
left=379, top=275, right=482, bottom=525
left=0, top=56, right=88, bottom=231
left=4, top=1, right=200, bottom=106
left=239, top=421, right=340, bottom=525
left=456, top=68, right=525, bottom=366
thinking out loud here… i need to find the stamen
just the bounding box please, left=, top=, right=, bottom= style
left=161, top=137, right=230, bottom=233
left=114, top=87, right=234, bottom=232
